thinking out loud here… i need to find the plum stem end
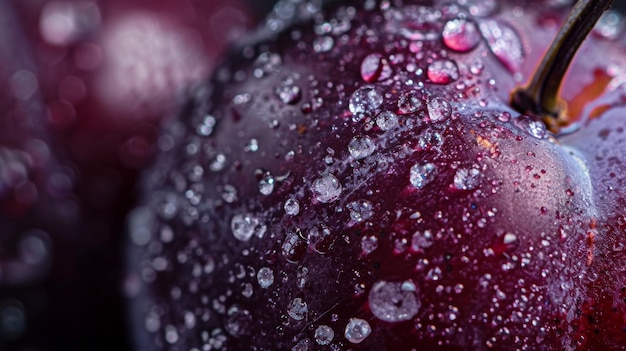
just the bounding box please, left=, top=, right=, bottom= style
left=510, top=0, right=614, bottom=132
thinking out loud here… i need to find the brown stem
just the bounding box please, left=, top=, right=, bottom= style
left=510, top=0, right=614, bottom=132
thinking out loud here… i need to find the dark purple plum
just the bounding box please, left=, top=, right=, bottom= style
left=126, top=0, right=626, bottom=350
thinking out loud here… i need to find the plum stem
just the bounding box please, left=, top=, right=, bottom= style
left=510, top=0, right=614, bottom=132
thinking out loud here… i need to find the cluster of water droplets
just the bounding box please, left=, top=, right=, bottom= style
left=231, top=214, right=265, bottom=241
left=125, top=0, right=598, bottom=349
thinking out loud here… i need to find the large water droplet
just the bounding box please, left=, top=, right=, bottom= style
left=315, top=325, right=334, bottom=345
left=344, top=318, right=371, bottom=344
left=443, top=18, right=481, bottom=52
left=312, top=173, right=342, bottom=203
left=360, top=53, right=392, bottom=82
left=410, top=163, right=437, bottom=189
left=376, top=110, right=399, bottom=130
left=368, top=280, right=420, bottom=322
left=348, top=135, right=376, bottom=159
left=427, top=96, right=452, bottom=122
left=349, top=86, right=383, bottom=121
left=287, top=298, right=308, bottom=320
left=427, top=59, right=459, bottom=84
left=480, top=20, right=524, bottom=73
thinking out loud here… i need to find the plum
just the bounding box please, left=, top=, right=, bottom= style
left=126, top=0, right=626, bottom=350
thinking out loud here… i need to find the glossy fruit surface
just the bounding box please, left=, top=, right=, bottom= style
left=125, top=0, right=626, bottom=350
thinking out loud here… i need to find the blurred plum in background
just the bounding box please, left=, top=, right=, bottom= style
left=0, top=0, right=258, bottom=350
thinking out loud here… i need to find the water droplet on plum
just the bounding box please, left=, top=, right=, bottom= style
left=360, top=53, right=392, bottom=82
left=410, top=163, right=437, bottom=189
left=361, top=235, right=379, bottom=256
left=257, top=267, right=275, bottom=288
left=344, top=318, right=371, bottom=344
left=281, top=231, right=307, bottom=263
left=443, top=18, right=481, bottom=52
left=347, top=200, right=374, bottom=222
left=348, top=135, right=376, bottom=159
left=259, top=173, right=275, bottom=195
left=411, top=230, right=434, bottom=252
left=196, top=114, right=217, bottom=136
left=368, top=280, right=420, bottom=322
left=427, top=96, right=452, bottom=122
left=397, top=90, right=424, bottom=115
left=311, top=173, right=343, bottom=203
left=284, top=198, right=300, bottom=216
left=593, top=11, right=624, bottom=40
left=458, top=0, right=498, bottom=17
left=376, top=110, right=399, bottom=130
left=453, top=167, right=481, bottom=190
left=314, top=325, right=334, bottom=345
left=287, top=297, right=308, bottom=321
left=514, top=115, right=547, bottom=139
left=349, top=86, right=383, bottom=121
left=253, top=52, right=282, bottom=78
left=427, top=59, right=459, bottom=84
left=231, top=214, right=260, bottom=241
left=275, top=77, right=302, bottom=104
left=384, top=6, right=442, bottom=41
left=480, top=19, right=524, bottom=73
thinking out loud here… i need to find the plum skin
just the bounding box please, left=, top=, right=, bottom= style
left=126, top=0, right=626, bottom=350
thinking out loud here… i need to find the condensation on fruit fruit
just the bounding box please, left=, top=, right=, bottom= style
left=442, top=17, right=481, bottom=52
left=125, top=0, right=626, bottom=350
left=344, top=318, right=371, bottom=344
left=368, top=280, right=420, bottom=322
left=348, top=86, right=384, bottom=121
left=479, top=19, right=524, bottom=75
left=427, top=59, right=460, bottom=84
left=311, top=173, right=343, bottom=203
left=347, top=135, right=376, bottom=159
